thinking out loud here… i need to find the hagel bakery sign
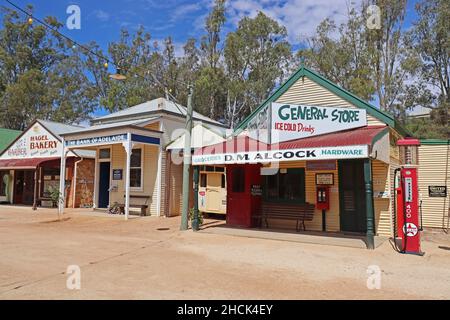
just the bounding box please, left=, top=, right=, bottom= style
left=0, top=123, right=61, bottom=159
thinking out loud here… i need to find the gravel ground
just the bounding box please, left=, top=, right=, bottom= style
left=0, top=206, right=449, bottom=300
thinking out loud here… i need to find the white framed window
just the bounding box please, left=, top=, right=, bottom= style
left=130, top=148, right=143, bottom=189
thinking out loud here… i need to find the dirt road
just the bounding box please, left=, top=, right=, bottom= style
left=0, top=206, right=449, bottom=299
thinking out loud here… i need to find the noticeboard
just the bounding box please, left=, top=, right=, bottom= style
left=112, top=169, right=123, bottom=180
left=315, top=173, right=334, bottom=185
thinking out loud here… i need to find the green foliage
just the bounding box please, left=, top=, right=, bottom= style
left=46, top=185, right=63, bottom=207
left=299, top=10, right=374, bottom=102
left=189, top=207, right=203, bottom=226
left=0, top=1, right=448, bottom=139
left=0, top=6, right=96, bottom=130
left=224, top=11, right=291, bottom=127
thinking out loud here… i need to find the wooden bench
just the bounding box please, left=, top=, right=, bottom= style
left=118, top=195, right=150, bottom=216
left=254, top=202, right=315, bottom=231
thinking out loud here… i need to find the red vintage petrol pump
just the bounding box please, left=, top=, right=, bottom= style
left=395, top=138, right=424, bottom=255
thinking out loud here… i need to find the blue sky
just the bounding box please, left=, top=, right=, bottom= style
left=2, top=0, right=421, bottom=118
left=3, top=0, right=420, bottom=56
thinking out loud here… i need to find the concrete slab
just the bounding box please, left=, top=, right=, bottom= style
left=200, top=225, right=388, bottom=249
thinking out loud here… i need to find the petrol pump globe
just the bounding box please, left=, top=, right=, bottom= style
left=397, top=138, right=420, bottom=166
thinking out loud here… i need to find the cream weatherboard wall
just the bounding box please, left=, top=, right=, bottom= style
left=418, top=142, right=450, bottom=229
left=109, top=143, right=160, bottom=215
left=261, top=160, right=340, bottom=231
left=262, top=159, right=392, bottom=235
left=275, top=77, right=385, bottom=126
left=372, top=159, right=391, bottom=236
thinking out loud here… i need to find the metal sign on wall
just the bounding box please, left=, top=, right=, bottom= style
left=271, top=103, right=367, bottom=143
left=428, top=186, right=447, bottom=197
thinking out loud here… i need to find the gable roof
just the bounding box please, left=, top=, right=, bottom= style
left=234, top=66, right=409, bottom=137
left=0, top=128, right=22, bottom=153
left=0, top=119, right=94, bottom=159
left=37, top=119, right=85, bottom=136
left=59, top=117, right=161, bottom=136
left=166, top=123, right=226, bottom=150
left=92, top=97, right=227, bottom=128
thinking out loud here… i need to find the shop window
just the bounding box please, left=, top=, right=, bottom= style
left=232, top=167, right=245, bottom=193
left=99, top=148, right=110, bottom=159
left=205, top=166, right=215, bottom=172
left=0, top=170, right=7, bottom=197
left=130, top=148, right=142, bottom=188
left=200, top=174, right=207, bottom=188
left=215, top=166, right=224, bottom=172
left=264, top=168, right=305, bottom=203
left=42, top=167, right=60, bottom=197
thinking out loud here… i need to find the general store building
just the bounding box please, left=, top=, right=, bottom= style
left=193, top=66, right=410, bottom=248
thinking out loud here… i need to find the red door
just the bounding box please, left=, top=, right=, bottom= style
left=226, top=164, right=261, bottom=228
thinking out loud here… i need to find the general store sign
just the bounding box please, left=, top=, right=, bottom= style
left=192, top=145, right=368, bottom=165
left=0, top=123, right=61, bottom=159
left=271, top=103, right=367, bottom=143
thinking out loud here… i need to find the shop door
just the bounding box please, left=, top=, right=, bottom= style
left=205, top=173, right=223, bottom=213
left=14, top=170, right=34, bottom=205
left=227, top=165, right=249, bottom=226
left=98, top=162, right=110, bottom=208
left=14, top=171, right=24, bottom=204
left=338, top=160, right=367, bottom=233
left=22, top=171, right=34, bottom=205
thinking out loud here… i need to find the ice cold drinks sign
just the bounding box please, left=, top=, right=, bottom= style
left=271, top=103, right=367, bottom=143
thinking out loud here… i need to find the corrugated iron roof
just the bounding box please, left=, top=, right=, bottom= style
left=59, top=117, right=159, bottom=135
left=92, top=97, right=226, bottom=127
left=37, top=119, right=85, bottom=136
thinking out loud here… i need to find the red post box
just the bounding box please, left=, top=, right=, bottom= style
left=316, top=186, right=330, bottom=210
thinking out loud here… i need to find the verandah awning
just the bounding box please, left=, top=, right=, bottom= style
left=0, top=157, right=59, bottom=169
left=192, top=125, right=389, bottom=165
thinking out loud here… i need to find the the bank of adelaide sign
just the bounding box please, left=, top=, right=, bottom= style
left=249, top=102, right=367, bottom=143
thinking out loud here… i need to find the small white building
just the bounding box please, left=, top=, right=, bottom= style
left=59, top=97, right=227, bottom=218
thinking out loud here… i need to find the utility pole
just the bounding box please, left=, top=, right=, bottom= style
left=180, top=84, right=194, bottom=230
